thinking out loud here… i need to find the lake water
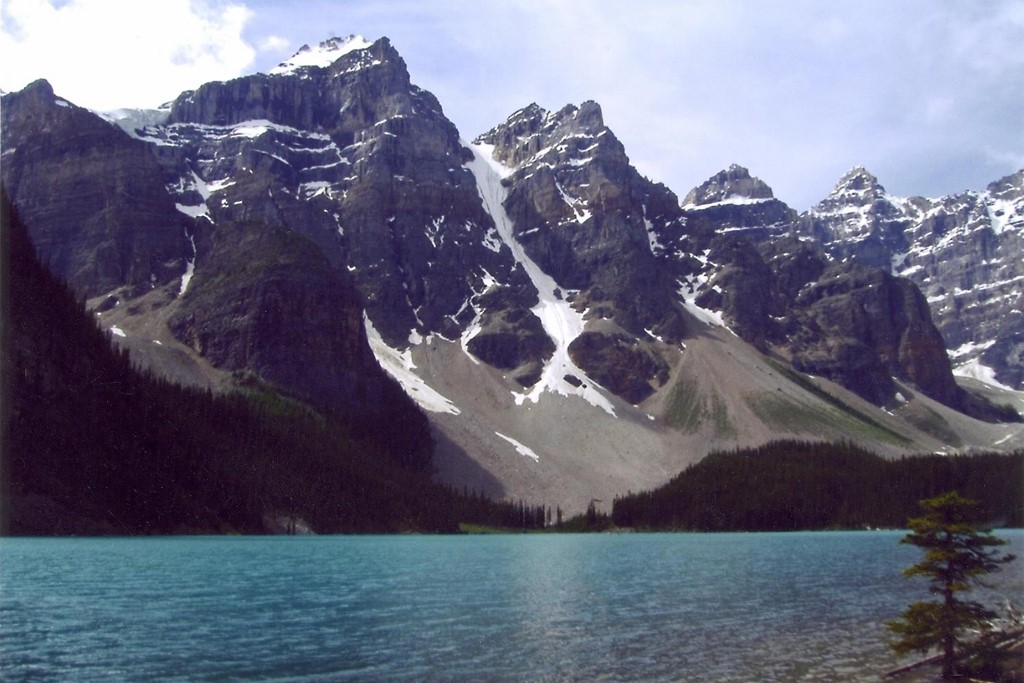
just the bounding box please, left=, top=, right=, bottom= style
left=1, top=531, right=1021, bottom=682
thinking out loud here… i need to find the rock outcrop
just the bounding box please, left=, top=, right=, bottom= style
left=682, top=164, right=797, bottom=240
left=787, top=263, right=960, bottom=407
left=167, top=220, right=392, bottom=415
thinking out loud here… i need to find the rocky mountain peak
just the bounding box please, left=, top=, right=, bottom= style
left=683, top=164, right=776, bottom=207
left=475, top=103, right=547, bottom=159
left=679, top=165, right=797, bottom=246
left=801, top=166, right=909, bottom=261
left=12, top=77, right=55, bottom=99
left=1, top=79, right=85, bottom=141
left=2, top=80, right=48, bottom=137
left=1, top=81, right=190, bottom=297
left=475, top=100, right=623, bottom=172
left=167, top=35, right=416, bottom=131
left=572, top=100, right=605, bottom=128
left=826, top=166, right=886, bottom=203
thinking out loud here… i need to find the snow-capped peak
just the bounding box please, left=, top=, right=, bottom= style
left=269, top=35, right=373, bottom=75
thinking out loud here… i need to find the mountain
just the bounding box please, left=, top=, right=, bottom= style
left=800, top=167, right=1024, bottom=392
left=472, top=101, right=688, bottom=402
left=674, top=165, right=993, bottom=413
left=676, top=163, right=1024, bottom=407
left=3, top=36, right=1022, bottom=516
left=160, top=35, right=524, bottom=348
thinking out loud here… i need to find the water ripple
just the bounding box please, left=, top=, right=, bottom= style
left=1, top=532, right=1021, bottom=682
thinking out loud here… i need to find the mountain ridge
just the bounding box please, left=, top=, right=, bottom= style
left=3, top=36, right=1022, bottom=514
left=799, top=166, right=1024, bottom=390
left=676, top=159, right=1023, bottom=394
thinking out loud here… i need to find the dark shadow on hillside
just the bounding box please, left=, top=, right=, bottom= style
left=429, top=425, right=507, bottom=500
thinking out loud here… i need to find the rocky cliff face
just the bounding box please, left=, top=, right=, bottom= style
left=473, top=102, right=687, bottom=401
left=150, top=36, right=530, bottom=352
left=1, top=80, right=189, bottom=297
left=786, top=263, right=960, bottom=407
left=803, top=167, right=1024, bottom=390
left=166, top=219, right=389, bottom=414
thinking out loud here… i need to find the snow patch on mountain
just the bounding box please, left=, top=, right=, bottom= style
left=174, top=203, right=209, bottom=220
left=364, top=316, right=460, bottom=415
left=298, top=181, right=333, bottom=199
left=269, top=35, right=372, bottom=75
left=682, top=195, right=774, bottom=211
left=949, top=340, right=997, bottom=360
left=465, top=142, right=616, bottom=416
left=677, top=251, right=730, bottom=330
left=179, top=230, right=197, bottom=297
left=231, top=120, right=289, bottom=139
left=643, top=207, right=664, bottom=255
left=495, top=432, right=540, bottom=462
left=555, top=182, right=592, bottom=224
left=137, top=119, right=333, bottom=149
left=988, top=196, right=1023, bottom=234
left=682, top=296, right=728, bottom=329
left=953, top=359, right=1015, bottom=392
left=98, top=106, right=171, bottom=136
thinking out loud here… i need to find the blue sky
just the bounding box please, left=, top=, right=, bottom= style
left=3, top=0, right=1022, bottom=209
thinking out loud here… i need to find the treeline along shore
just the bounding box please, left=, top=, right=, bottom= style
left=612, top=441, right=1023, bottom=531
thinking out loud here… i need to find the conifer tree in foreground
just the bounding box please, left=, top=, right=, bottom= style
left=886, top=491, right=1016, bottom=679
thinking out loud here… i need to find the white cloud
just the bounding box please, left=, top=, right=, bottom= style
left=0, top=0, right=256, bottom=110
left=258, top=35, right=289, bottom=53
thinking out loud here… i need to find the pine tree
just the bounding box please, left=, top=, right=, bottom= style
left=886, top=491, right=1015, bottom=678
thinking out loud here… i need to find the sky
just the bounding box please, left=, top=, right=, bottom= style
left=2, top=0, right=1022, bottom=210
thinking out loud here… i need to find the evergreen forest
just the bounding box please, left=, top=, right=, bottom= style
left=612, top=441, right=1023, bottom=531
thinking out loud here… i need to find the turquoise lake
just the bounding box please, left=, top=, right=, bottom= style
left=2, top=531, right=1021, bottom=682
